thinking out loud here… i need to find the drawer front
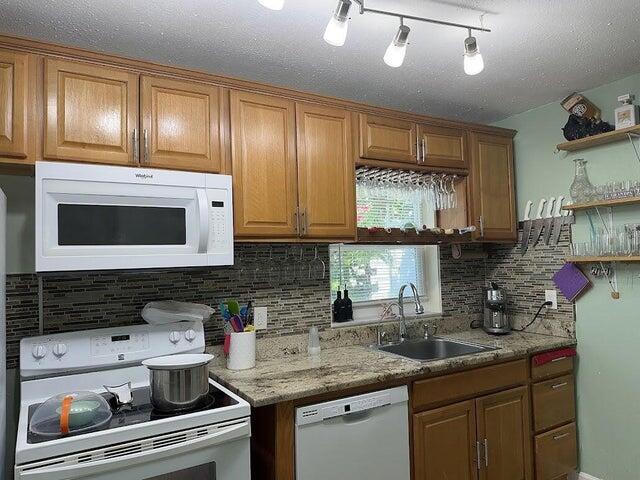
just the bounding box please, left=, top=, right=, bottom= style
left=531, top=355, right=574, bottom=381
left=533, top=375, right=575, bottom=432
left=534, top=423, right=578, bottom=480
left=413, top=359, right=527, bottom=411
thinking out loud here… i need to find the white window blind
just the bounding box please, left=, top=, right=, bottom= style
left=330, top=244, right=427, bottom=302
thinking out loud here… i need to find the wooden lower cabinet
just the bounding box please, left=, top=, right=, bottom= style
left=476, top=387, right=532, bottom=480
left=534, top=423, right=578, bottom=480
left=413, top=386, right=532, bottom=480
left=413, top=400, right=478, bottom=480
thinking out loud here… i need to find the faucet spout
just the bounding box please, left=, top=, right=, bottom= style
left=397, top=283, right=424, bottom=343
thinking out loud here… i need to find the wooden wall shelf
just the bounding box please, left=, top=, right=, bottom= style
left=562, top=196, right=640, bottom=211
left=356, top=227, right=472, bottom=245
left=566, top=256, right=640, bottom=263
left=556, top=125, right=640, bottom=152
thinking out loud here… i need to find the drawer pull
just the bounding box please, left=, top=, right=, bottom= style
left=484, top=438, right=489, bottom=467
left=551, top=382, right=568, bottom=389
left=475, top=441, right=481, bottom=470
left=550, top=356, right=567, bottom=362
left=553, top=432, right=570, bottom=441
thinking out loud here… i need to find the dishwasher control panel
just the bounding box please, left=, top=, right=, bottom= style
left=295, top=386, right=408, bottom=426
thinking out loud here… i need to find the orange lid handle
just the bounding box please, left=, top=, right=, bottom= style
left=60, top=395, right=74, bottom=435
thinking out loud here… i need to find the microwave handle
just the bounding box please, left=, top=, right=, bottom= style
left=196, top=189, right=210, bottom=253
left=17, top=420, right=250, bottom=480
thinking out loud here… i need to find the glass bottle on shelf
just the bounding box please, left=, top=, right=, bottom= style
left=569, top=158, right=595, bottom=203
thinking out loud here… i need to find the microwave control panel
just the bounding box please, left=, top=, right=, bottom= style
left=207, top=188, right=232, bottom=251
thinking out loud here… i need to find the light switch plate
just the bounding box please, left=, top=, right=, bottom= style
left=545, top=289, right=558, bottom=309
left=254, top=306, right=268, bottom=330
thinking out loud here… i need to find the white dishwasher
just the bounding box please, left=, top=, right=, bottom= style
left=295, top=386, right=410, bottom=480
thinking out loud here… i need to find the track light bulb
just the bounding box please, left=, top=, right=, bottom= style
left=323, top=0, right=352, bottom=47
left=383, top=25, right=410, bottom=68
left=258, top=0, right=284, bottom=10
left=463, top=35, right=484, bottom=75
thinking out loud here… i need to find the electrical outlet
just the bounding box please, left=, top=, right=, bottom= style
left=545, top=289, right=558, bottom=309
left=254, top=306, right=268, bottom=330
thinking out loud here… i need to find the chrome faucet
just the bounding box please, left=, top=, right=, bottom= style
left=397, top=283, right=425, bottom=342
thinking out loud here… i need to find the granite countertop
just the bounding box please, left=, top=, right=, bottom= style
left=209, top=330, right=576, bottom=407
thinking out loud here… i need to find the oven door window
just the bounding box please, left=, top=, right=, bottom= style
left=58, top=204, right=187, bottom=246
left=146, top=463, right=216, bottom=480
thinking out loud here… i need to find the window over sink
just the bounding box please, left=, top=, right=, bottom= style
left=330, top=179, right=442, bottom=324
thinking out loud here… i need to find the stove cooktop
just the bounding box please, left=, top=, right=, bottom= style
left=26, top=383, right=239, bottom=444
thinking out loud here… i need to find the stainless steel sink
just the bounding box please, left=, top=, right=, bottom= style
left=375, top=337, right=497, bottom=362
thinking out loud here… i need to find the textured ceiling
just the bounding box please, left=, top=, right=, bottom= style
left=1, top=0, right=640, bottom=123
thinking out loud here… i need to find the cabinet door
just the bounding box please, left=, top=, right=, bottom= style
left=141, top=75, right=223, bottom=172
left=359, top=113, right=417, bottom=163
left=44, top=58, right=139, bottom=165
left=414, top=400, right=479, bottom=480
left=296, top=103, right=355, bottom=239
left=418, top=124, right=468, bottom=171
left=476, top=386, right=532, bottom=480
left=0, top=49, right=32, bottom=160
left=468, top=132, right=517, bottom=241
left=230, top=91, right=298, bottom=237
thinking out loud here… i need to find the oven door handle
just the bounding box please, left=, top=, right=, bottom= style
left=17, top=420, right=250, bottom=480
left=196, top=189, right=210, bottom=254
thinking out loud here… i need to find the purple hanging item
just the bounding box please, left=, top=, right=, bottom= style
left=553, top=263, right=590, bottom=302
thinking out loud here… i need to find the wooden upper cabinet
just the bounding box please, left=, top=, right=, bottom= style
left=0, top=49, right=33, bottom=162
left=414, top=400, right=478, bottom=480
left=359, top=113, right=417, bottom=164
left=141, top=76, right=223, bottom=172
left=418, top=124, right=468, bottom=171
left=44, top=58, right=139, bottom=165
left=230, top=90, right=298, bottom=237
left=476, top=387, right=532, bottom=480
left=468, top=132, right=517, bottom=241
left=296, top=103, right=355, bottom=239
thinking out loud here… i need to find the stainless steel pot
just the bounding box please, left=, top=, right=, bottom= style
left=142, top=354, right=213, bottom=412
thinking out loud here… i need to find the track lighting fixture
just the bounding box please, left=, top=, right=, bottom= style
left=315, top=0, right=491, bottom=72
left=463, top=32, right=484, bottom=75
left=383, top=23, right=410, bottom=68
left=257, top=0, right=284, bottom=11
left=323, top=0, right=352, bottom=47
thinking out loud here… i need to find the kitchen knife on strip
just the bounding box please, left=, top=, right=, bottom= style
left=530, top=198, right=547, bottom=248
left=520, top=200, right=534, bottom=255
left=542, top=197, right=556, bottom=245
left=550, top=195, right=565, bottom=245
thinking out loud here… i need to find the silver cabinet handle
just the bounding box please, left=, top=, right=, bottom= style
left=422, top=137, right=427, bottom=163
left=142, top=129, right=149, bottom=164
left=475, top=440, right=481, bottom=470
left=301, top=208, right=308, bottom=235
left=484, top=438, right=489, bottom=467
left=294, top=207, right=300, bottom=236
left=479, top=216, right=485, bottom=237
left=416, top=133, right=421, bottom=164
left=132, top=128, right=139, bottom=164
left=551, top=356, right=567, bottom=362
left=551, top=382, right=568, bottom=390
left=553, top=432, right=570, bottom=441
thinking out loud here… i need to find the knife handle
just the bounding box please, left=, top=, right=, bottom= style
left=523, top=200, right=533, bottom=221
left=545, top=197, right=556, bottom=218
left=554, top=195, right=564, bottom=217
left=535, top=198, right=547, bottom=219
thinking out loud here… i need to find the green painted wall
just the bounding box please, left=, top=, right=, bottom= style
left=494, top=71, right=640, bottom=480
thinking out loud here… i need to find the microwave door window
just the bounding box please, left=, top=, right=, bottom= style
left=57, top=204, right=187, bottom=246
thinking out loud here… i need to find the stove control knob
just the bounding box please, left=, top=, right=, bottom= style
left=169, top=331, right=181, bottom=344
left=53, top=343, right=68, bottom=358
left=32, top=344, right=47, bottom=360
left=184, top=329, right=197, bottom=342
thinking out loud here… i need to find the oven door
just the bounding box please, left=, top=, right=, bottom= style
left=36, top=174, right=212, bottom=272
left=15, top=418, right=250, bottom=480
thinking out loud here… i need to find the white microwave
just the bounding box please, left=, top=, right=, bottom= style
left=36, top=162, right=233, bottom=272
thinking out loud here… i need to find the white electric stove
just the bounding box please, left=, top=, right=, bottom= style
left=14, top=321, right=251, bottom=480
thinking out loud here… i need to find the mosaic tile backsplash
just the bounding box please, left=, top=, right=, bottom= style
left=5, top=229, right=575, bottom=368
